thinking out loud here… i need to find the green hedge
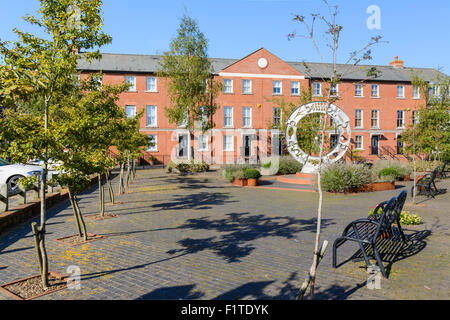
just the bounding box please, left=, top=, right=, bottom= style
left=372, top=160, right=411, bottom=180
left=167, top=160, right=209, bottom=174
left=321, top=162, right=373, bottom=192
left=277, top=156, right=303, bottom=175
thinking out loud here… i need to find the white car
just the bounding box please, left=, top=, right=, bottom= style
left=0, top=158, right=55, bottom=195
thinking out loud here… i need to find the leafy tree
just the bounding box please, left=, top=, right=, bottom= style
left=158, top=13, right=221, bottom=160
left=51, top=76, right=129, bottom=237
left=401, top=75, right=450, bottom=160
left=112, top=111, right=151, bottom=194
left=0, top=0, right=111, bottom=289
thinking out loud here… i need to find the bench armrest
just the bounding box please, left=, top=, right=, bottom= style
left=342, top=218, right=380, bottom=236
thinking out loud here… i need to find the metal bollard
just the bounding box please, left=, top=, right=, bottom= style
left=0, top=183, right=9, bottom=212
left=17, top=187, right=27, bottom=205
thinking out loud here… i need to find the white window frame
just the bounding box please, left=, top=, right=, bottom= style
left=273, top=80, right=282, bottom=95
left=146, top=105, right=157, bottom=127
left=92, top=74, right=102, bottom=89
left=273, top=107, right=281, bottom=127
left=371, top=84, right=379, bottom=97
left=355, top=109, right=363, bottom=128
left=125, top=105, right=136, bottom=118
left=313, top=82, right=321, bottom=96
left=432, top=84, right=440, bottom=96
left=412, top=86, right=420, bottom=99
left=125, top=75, right=136, bottom=92
left=355, top=135, right=363, bottom=150
left=223, top=79, right=233, bottom=94
left=147, top=134, right=157, bottom=152
left=242, top=107, right=252, bottom=128
left=371, top=109, right=379, bottom=128
left=291, top=81, right=300, bottom=95
left=242, top=79, right=252, bottom=94
left=355, top=84, right=363, bottom=97
left=146, top=77, right=157, bottom=92
left=397, top=110, right=404, bottom=128
left=198, top=134, right=208, bottom=151
left=224, top=106, right=233, bottom=127
left=224, top=135, right=234, bottom=151
left=330, top=83, right=338, bottom=96
left=198, top=106, right=208, bottom=124
left=397, top=85, right=405, bottom=98
left=412, top=110, right=419, bottom=126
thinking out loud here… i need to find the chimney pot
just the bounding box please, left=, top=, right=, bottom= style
left=390, top=56, right=404, bottom=68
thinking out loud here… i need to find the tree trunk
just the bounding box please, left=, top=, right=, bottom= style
left=69, top=191, right=82, bottom=237
left=106, top=169, right=115, bottom=204
left=98, top=173, right=105, bottom=216
left=119, top=162, right=125, bottom=194
left=308, top=109, right=329, bottom=300
left=31, top=222, right=48, bottom=290
left=132, top=158, right=136, bottom=179
left=126, top=154, right=131, bottom=188
left=68, top=188, right=87, bottom=241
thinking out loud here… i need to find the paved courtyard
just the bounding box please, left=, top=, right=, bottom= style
left=0, top=168, right=448, bottom=300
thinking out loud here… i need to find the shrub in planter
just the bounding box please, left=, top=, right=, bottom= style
left=321, top=162, right=372, bottom=193
left=168, top=161, right=209, bottom=174
left=232, top=170, right=247, bottom=186
left=244, top=168, right=261, bottom=186
left=232, top=170, right=245, bottom=180
left=373, top=160, right=411, bottom=179
left=261, top=161, right=271, bottom=169
left=277, top=156, right=303, bottom=175
left=244, top=168, right=261, bottom=179
left=378, top=167, right=401, bottom=179
left=222, top=164, right=256, bottom=181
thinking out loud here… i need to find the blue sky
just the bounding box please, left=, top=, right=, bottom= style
left=1, top=0, right=449, bottom=73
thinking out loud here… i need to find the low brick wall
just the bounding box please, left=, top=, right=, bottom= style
left=0, top=191, right=68, bottom=235
left=0, top=174, right=100, bottom=235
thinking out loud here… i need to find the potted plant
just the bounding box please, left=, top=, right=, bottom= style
left=232, top=170, right=247, bottom=186
left=244, top=168, right=261, bottom=186
left=260, top=161, right=272, bottom=176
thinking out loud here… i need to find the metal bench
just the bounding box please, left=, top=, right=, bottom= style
left=437, top=160, right=448, bottom=179
left=412, top=167, right=439, bottom=198
left=332, top=191, right=407, bottom=278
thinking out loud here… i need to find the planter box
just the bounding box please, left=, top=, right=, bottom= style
left=233, top=178, right=248, bottom=186
left=359, top=181, right=395, bottom=192
left=247, top=178, right=258, bottom=186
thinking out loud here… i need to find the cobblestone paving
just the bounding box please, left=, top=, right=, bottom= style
left=0, top=168, right=448, bottom=300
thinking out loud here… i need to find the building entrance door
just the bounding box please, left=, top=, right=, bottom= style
left=371, top=135, right=379, bottom=155
left=243, top=135, right=251, bottom=162
left=178, top=134, right=188, bottom=158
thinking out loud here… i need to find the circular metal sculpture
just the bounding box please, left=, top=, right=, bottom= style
left=285, top=101, right=351, bottom=173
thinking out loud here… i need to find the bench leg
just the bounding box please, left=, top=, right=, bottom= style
left=397, top=222, right=407, bottom=244
left=373, top=244, right=387, bottom=278
left=357, top=241, right=371, bottom=268
left=332, top=239, right=341, bottom=268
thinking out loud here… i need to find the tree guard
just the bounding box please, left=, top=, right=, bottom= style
left=285, top=101, right=351, bottom=173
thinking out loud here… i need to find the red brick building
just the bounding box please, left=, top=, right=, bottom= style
left=77, top=48, right=446, bottom=165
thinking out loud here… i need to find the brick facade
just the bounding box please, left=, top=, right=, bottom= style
left=78, top=48, right=441, bottom=165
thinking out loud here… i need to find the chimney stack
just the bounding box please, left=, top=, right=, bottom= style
left=389, top=56, right=404, bottom=68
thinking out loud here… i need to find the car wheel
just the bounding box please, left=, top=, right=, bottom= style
left=7, top=175, right=24, bottom=195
